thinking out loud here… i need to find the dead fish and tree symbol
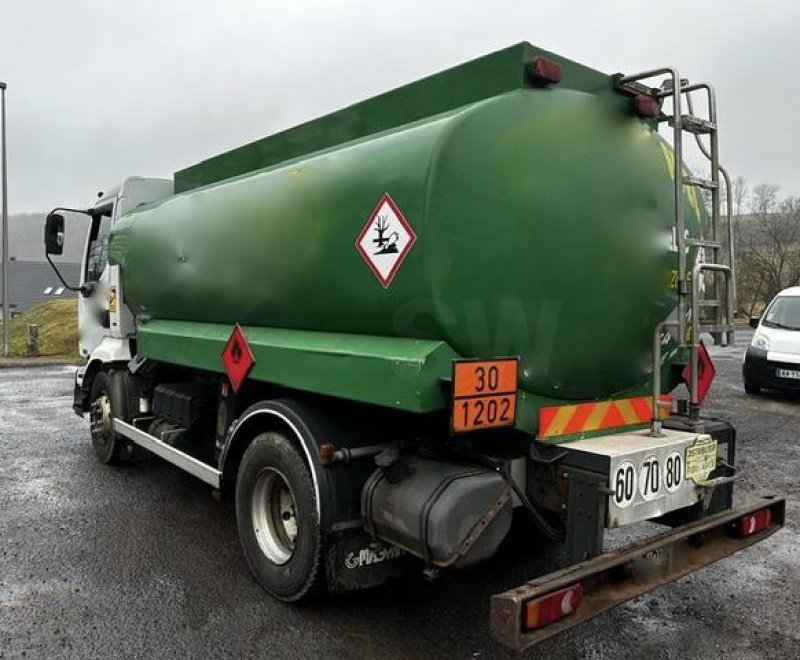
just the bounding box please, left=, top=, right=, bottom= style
left=372, top=214, right=400, bottom=255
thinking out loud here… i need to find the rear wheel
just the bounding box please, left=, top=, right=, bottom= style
left=236, top=432, right=321, bottom=601
left=88, top=370, right=128, bottom=464
left=744, top=381, right=761, bottom=395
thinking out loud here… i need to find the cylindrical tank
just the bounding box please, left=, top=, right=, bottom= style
left=109, top=87, right=703, bottom=400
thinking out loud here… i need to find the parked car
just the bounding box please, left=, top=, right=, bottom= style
left=743, top=286, right=800, bottom=394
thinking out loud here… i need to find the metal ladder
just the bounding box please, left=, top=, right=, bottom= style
left=615, top=68, right=736, bottom=427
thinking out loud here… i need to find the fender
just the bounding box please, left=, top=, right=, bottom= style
left=220, top=399, right=331, bottom=530
left=74, top=337, right=133, bottom=415
left=76, top=337, right=132, bottom=388
left=220, top=397, right=385, bottom=535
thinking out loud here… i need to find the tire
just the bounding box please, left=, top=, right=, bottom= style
left=236, top=432, right=321, bottom=602
left=88, top=370, right=129, bottom=464
left=744, top=381, right=761, bottom=395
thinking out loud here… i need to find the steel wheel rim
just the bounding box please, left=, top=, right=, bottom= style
left=251, top=467, right=298, bottom=565
left=90, top=394, right=112, bottom=448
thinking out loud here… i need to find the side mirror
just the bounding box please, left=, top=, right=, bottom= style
left=44, top=213, right=65, bottom=255
left=749, top=316, right=760, bottom=329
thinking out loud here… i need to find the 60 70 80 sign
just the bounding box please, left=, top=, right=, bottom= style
left=451, top=358, right=518, bottom=433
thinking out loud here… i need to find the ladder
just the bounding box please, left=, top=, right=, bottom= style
left=614, top=68, right=736, bottom=426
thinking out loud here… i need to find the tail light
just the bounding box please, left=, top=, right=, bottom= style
left=736, top=508, right=771, bottom=538
left=527, top=57, right=561, bottom=85
left=522, top=583, right=583, bottom=631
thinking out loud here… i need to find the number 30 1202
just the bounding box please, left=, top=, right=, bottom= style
left=451, top=359, right=518, bottom=433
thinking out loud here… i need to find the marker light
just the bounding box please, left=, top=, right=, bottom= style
left=522, top=583, right=583, bottom=631
left=527, top=57, right=561, bottom=85
left=736, top=508, right=771, bottom=538
left=633, top=94, right=660, bottom=118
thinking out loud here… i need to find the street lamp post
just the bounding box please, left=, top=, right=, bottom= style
left=0, top=81, right=7, bottom=357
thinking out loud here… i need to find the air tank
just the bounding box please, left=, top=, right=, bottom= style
left=109, top=87, right=703, bottom=400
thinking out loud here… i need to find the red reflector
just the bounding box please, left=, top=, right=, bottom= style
left=737, top=508, right=771, bottom=537
left=527, top=57, right=561, bottom=85
left=522, top=583, right=583, bottom=631
left=632, top=94, right=660, bottom=118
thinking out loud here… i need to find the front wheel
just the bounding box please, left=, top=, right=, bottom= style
left=88, top=370, right=129, bottom=464
left=236, top=432, right=322, bottom=601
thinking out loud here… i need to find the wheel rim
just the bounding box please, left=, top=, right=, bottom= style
left=251, top=467, right=298, bottom=565
left=90, top=394, right=112, bottom=449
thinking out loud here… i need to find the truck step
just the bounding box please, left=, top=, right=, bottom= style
left=669, top=114, right=716, bottom=134
left=686, top=238, right=722, bottom=249
left=683, top=176, right=718, bottom=190
left=112, top=418, right=221, bottom=488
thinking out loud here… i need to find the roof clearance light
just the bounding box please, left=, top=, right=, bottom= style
left=736, top=508, right=771, bottom=538
left=522, top=583, right=583, bottom=631
left=527, top=57, right=562, bottom=85
left=633, top=94, right=661, bottom=119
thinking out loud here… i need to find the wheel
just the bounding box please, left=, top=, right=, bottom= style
left=88, top=370, right=129, bottom=464
left=744, top=381, right=761, bottom=395
left=236, top=432, right=321, bottom=601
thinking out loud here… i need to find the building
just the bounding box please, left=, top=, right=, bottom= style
left=0, top=260, right=80, bottom=321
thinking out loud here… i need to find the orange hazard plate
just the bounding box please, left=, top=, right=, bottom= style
left=451, top=358, right=518, bottom=433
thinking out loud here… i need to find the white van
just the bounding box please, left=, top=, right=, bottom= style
left=743, top=286, right=800, bottom=394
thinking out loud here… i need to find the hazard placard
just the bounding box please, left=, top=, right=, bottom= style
left=221, top=324, right=255, bottom=393
left=682, top=341, right=716, bottom=404
left=355, top=193, right=416, bottom=288
left=451, top=358, right=518, bottom=433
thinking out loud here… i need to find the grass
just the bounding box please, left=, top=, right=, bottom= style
left=7, top=299, right=81, bottom=360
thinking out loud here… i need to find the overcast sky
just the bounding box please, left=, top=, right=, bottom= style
left=1, top=0, right=798, bottom=212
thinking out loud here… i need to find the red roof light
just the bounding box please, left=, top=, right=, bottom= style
left=527, top=57, right=561, bottom=85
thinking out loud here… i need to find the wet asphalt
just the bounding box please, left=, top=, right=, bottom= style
left=0, top=327, right=798, bottom=659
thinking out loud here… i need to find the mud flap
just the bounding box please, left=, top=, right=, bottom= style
left=325, top=530, right=420, bottom=594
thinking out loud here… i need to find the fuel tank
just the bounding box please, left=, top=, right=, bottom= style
left=109, top=87, right=703, bottom=400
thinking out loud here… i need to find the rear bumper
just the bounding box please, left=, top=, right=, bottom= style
left=743, top=347, right=800, bottom=390
left=490, top=496, right=785, bottom=654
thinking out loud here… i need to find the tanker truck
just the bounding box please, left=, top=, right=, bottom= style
left=44, top=42, right=784, bottom=653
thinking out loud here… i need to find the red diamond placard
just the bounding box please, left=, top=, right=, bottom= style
left=221, top=324, right=255, bottom=393
left=682, top=340, right=716, bottom=404
left=356, top=193, right=416, bottom=288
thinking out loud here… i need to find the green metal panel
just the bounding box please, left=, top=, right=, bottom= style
left=137, top=320, right=459, bottom=412
left=174, top=42, right=613, bottom=193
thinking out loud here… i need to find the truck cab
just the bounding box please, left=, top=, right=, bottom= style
left=69, top=177, right=172, bottom=408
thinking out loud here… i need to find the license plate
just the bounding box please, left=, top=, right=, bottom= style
left=451, top=358, right=518, bottom=433
left=776, top=368, right=800, bottom=380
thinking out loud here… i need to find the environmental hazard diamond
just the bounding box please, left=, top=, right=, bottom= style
left=356, top=193, right=416, bottom=288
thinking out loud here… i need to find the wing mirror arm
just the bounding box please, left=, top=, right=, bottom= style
left=44, top=207, right=92, bottom=296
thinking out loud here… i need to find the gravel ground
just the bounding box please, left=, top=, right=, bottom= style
left=0, top=328, right=797, bottom=659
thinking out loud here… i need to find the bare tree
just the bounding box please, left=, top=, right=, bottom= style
left=735, top=183, right=800, bottom=314
left=732, top=176, right=748, bottom=217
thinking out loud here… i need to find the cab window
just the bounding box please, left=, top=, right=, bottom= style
left=85, top=211, right=112, bottom=282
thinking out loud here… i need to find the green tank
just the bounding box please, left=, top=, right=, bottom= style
left=109, top=43, right=703, bottom=405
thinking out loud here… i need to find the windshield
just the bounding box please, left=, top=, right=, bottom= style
left=763, top=296, right=800, bottom=331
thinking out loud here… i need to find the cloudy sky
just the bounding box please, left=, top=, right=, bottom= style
left=1, top=0, right=797, bottom=212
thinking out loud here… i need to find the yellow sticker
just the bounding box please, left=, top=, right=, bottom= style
left=685, top=435, right=717, bottom=483
left=108, top=287, right=117, bottom=314
left=658, top=140, right=702, bottom=223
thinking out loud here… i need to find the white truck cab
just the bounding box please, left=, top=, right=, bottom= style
left=743, top=286, right=800, bottom=394
left=45, top=177, right=172, bottom=412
